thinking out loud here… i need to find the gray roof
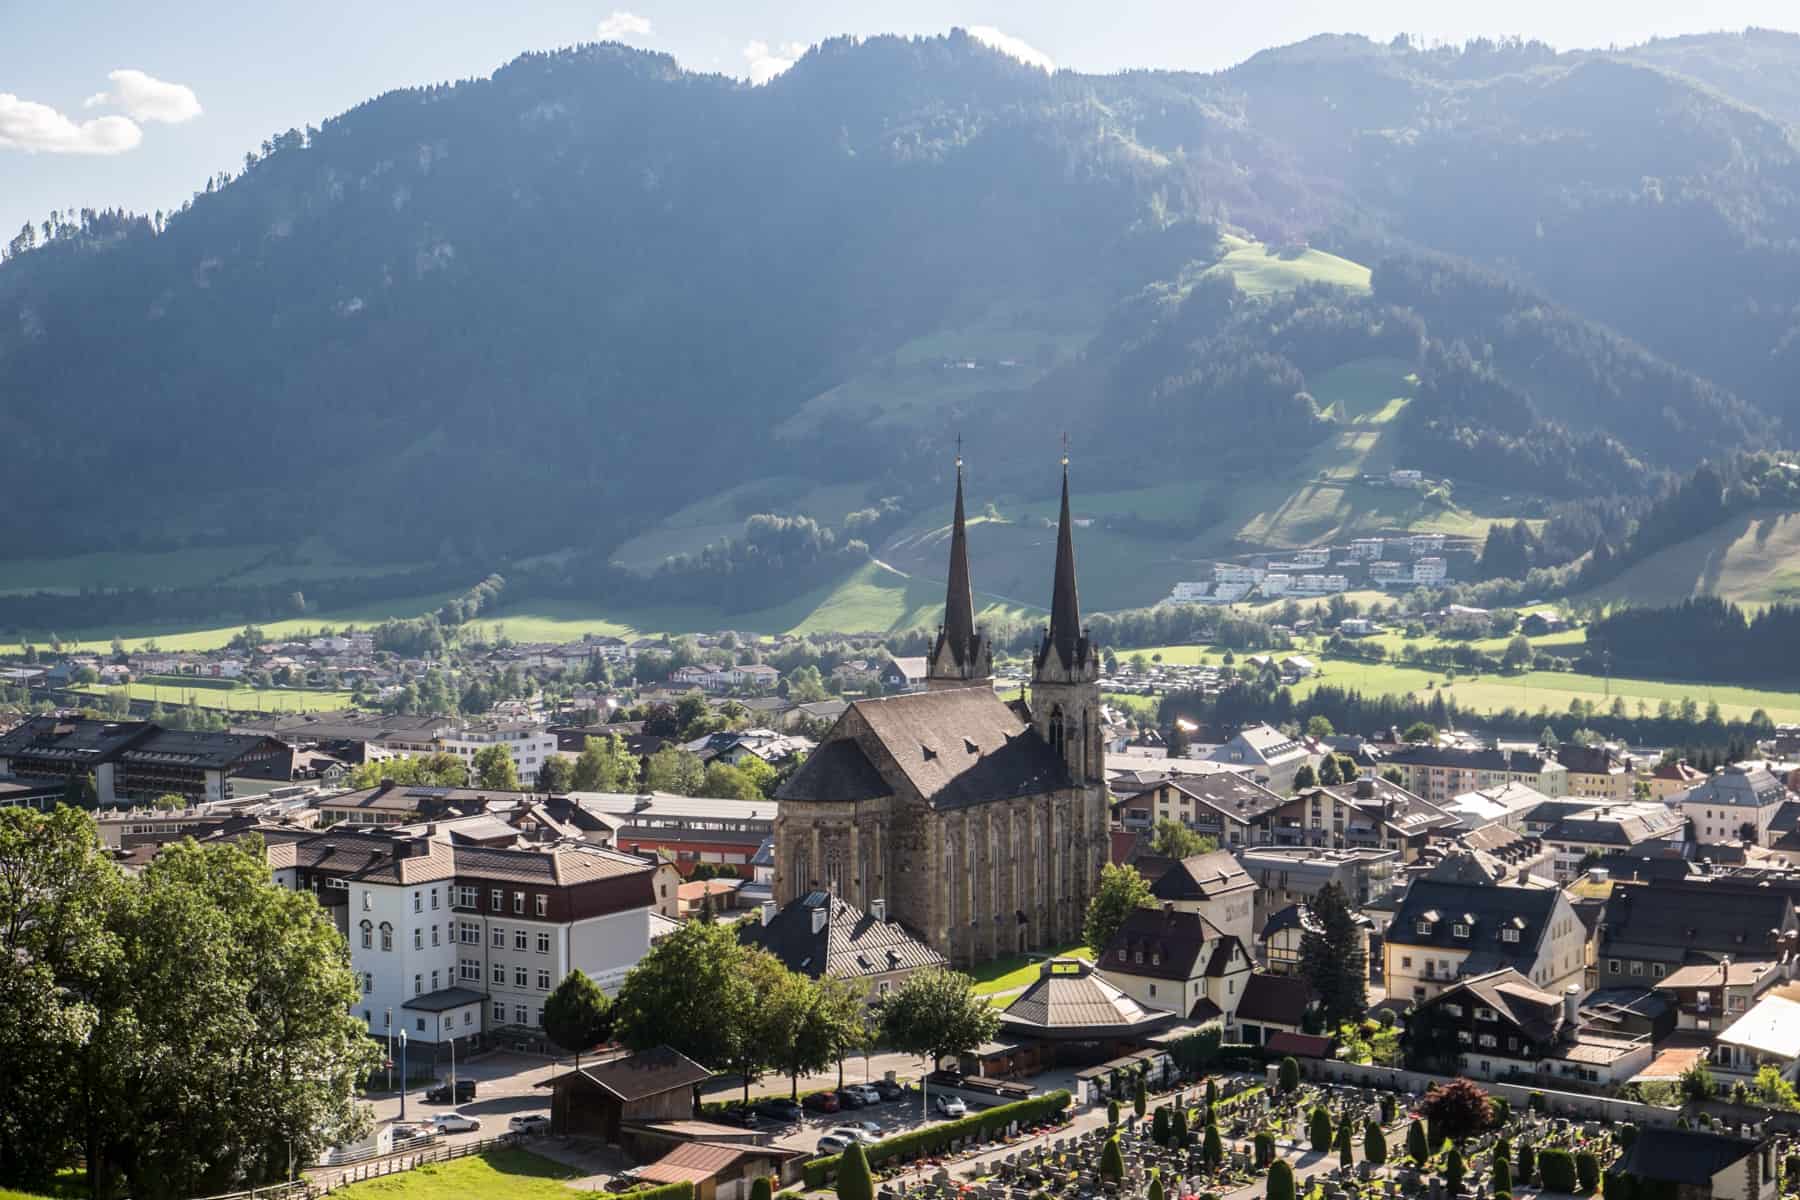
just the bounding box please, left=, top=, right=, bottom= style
left=1599, top=879, right=1794, bottom=962
left=1000, top=960, right=1172, bottom=1039
left=780, top=686, right=1070, bottom=810
left=1612, top=1129, right=1761, bottom=1186
left=738, top=892, right=945, bottom=981
left=403, top=986, right=486, bottom=1013
left=1388, top=879, right=1563, bottom=969
left=1161, top=772, right=1287, bottom=821
left=1682, top=763, right=1791, bottom=809
left=776, top=740, right=893, bottom=803
left=1148, top=851, right=1253, bottom=902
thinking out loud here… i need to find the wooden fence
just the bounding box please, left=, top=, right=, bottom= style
left=310, top=1131, right=527, bottom=1193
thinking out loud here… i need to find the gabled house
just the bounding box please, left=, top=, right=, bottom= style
left=1679, top=764, right=1795, bottom=847
left=1402, top=967, right=1652, bottom=1086
left=1143, top=850, right=1257, bottom=947
left=1384, top=878, right=1585, bottom=1003
left=1143, top=772, right=1286, bottom=849
left=1595, top=879, right=1797, bottom=993
left=1207, top=724, right=1311, bottom=792
left=1096, top=905, right=1252, bottom=1025
left=1261, top=776, right=1458, bottom=861
left=1716, top=993, right=1800, bottom=1080
left=737, top=892, right=945, bottom=1006
left=1232, top=971, right=1311, bottom=1048
left=542, top=1045, right=713, bottom=1141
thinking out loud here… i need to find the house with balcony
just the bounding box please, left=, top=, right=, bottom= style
left=1384, top=878, right=1585, bottom=1003
left=1403, top=967, right=1652, bottom=1086
left=1144, top=772, right=1287, bottom=848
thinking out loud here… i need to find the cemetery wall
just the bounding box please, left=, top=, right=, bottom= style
left=1303, top=1060, right=1682, bottom=1127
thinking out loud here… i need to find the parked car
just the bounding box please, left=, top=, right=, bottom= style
left=933, top=1095, right=967, bottom=1118
left=825, top=1125, right=877, bottom=1145
left=390, top=1123, right=427, bottom=1141
left=754, top=1098, right=803, bottom=1124
left=508, top=1114, right=551, bottom=1134
left=716, top=1105, right=760, bottom=1129
left=802, top=1091, right=841, bottom=1114
left=872, top=1079, right=905, bottom=1102
left=835, top=1088, right=868, bottom=1110
left=425, top=1079, right=477, bottom=1104
left=433, top=1112, right=481, bottom=1134
left=816, top=1132, right=857, bottom=1155
left=840, top=1084, right=881, bottom=1107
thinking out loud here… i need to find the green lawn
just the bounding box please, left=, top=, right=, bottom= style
left=330, top=1149, right=582, bottom=1200
left=1293, top=659, right=1800, bottom=724
left=0, top=545, right=276, bottom=595
left=971, top=943, right=1092, bottom=995
left=1582, top=508, right=1800, bottom=610
left=1200, top=234, right=1372, bottom=297
left=73, top=682, right=354, bottom=713
left=0, top=593, right=460, bottom=656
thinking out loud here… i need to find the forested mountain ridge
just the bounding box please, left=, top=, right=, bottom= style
left=3, top=28, right=1799, bottom=577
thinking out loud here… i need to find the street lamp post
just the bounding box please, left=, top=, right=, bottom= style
left=447, top=1017, right=457, bottom=1107
left=399, top=1030, right=408, bottom=1123
left=385, top=1009, right=393, bottom=1092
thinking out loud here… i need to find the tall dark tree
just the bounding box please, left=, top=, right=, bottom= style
left=543, top=970, right=613, bottom=1072
left=1298, top=882, right=1367, bottom=1029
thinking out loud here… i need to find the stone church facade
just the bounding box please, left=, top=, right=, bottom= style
left=774, top=458, right=1109, bottom=967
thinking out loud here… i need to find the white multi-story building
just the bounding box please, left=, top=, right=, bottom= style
left=1347, top=538, right=1386, bottom=560
left=1167, top=581, right=1211, bottom=604
left=1413, top=557, right=1448, bottom=584
left=1369, top=560, right=1407, bottom=584
left=424, top=722, right=558, bottom=787
left=1679, top=763, right=1795, bottom=847
left=1260, top=573, right=1292, bottom=596
left=1214, top=564, right=1265, bottom=586
left=1409, top=533, right=1446, bottom=556
left=272, top=829, right=661, bottom=1048
left=1292, top=548, right=1331, bottom=568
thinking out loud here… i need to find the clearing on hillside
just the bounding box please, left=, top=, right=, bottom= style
left=1583, top=509, right=1800, bottom=609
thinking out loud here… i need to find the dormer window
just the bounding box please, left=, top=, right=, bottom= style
left=1151, top=953, right=1161, bottom=966
left=1501, top=928, right=1520, bottom=943
left=1453, top=923, right=1470, bottom=939
left=1416, top=920, right=1432, bottom=935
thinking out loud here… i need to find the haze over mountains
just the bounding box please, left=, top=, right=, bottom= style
left=4, top=26, right=1800, bottom=616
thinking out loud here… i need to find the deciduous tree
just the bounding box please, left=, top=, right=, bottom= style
left=1083, top=862, right=1153, bottom=958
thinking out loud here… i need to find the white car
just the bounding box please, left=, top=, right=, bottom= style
left=933, top=1095, right=967, bottom=1118
left=826, top=1125, right=877, bottom=1145
left=817, top=1133, right=857, bottom=1155
left=433, top=1112, right=481, bottom=1133
left=509, top=1114, right=551, bottom=1134
left=840, top=1084, right=882, bottom=1107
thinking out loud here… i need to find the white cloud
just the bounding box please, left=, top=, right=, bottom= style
left=87, top=69, right=202, bottom=124
left=743, top=39, right=805, bottom=85
left=967, top=25, right=1055, bottom=72
left=597, top=10, right=653, bottom=40
left=0, top=94, right=141, bottom=155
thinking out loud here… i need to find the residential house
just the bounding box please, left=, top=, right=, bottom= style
left=1383, top=744, right=1569, bottom=804
left=1262, top=777, right=1459, bottom=861
left=1257, top=902, right=1373, bottom=980
left=1144, top=851, right=1258, bottom=948
left=1595, top=879, right=1797, bottom=996
left=631, top=1141, right=805, bottom=1200
left=1521, top=611, right=1568, bottom=637
left=878, top=657, right=929, bottom=693
left=1539, top=804, right=1685, bottom=880
left=1402, top=968, right=1651, bottom=1086
left=1608, top=1129, right=1777, bottom=1200
left=1096, top=905, right=1253, bottom=1025
left=1645, top=758, right=1706, bottom=803
left=1207, top=724, right=1311, bottom=791
left=1716, top=993, right=1800, bottom=1080
left=1557, top=743, right=1633, bottom=803
left=566, top=793, right=778, bottom=880
left=1384, top=878, right=1586, bottom=1003
left=1235, top=845, right=1400, bottom=933
left=1679, top=764, right=1794, bottom=847
left=1440, top=781, right=1555, bottom=833
left=1144, top=772, right=1287, bottom=848
left=737, top=892, right=946, bottom=1006
left=1654, top=959, right=1786, bottom=1036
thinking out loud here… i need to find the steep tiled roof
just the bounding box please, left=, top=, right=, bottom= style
left=1612, top=1129, right=1761, bottom=1186
left=1388, top=879, right=1562, bottom=971
left=775, top=740, right=894, bottom=803
left=1161, top=773, right=1287, bottom=821
left=1100, top=907, right=1227, bottom=981
left=1235, top=972, right=1309, bottom=1028
left=738, top=893, right=945, bottom=981
left=1000, top=960, right=1171, bottom=1036
left=788, top=686, right=1071, bottom=810
left=1599, top=879, right=1794, bottom=962
left=1148, top=851, right=1252, bottom=902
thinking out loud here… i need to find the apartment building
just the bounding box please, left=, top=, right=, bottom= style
left=1384, top=745, right=1569, bottom=805
left=1384, top=878, right=1585, bottom=1003
left=270, top=828, right=660, bottom=1048
left=1679, top=764, right=1794, bottom=847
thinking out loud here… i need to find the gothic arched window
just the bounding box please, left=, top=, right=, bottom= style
left=1048, top=706, right=1065, bottom=751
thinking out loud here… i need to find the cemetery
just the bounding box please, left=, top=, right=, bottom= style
left=819, top=1061, right=1791, bottom=1200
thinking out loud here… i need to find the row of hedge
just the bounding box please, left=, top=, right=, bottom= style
left=623, top=1182, right=696, bottom=1200
left=802, top=1091, right=1072, bottom=1188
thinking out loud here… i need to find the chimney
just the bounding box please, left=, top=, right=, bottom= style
left=1356, top=777, right=1375, bottom=799
left=811, top=902, right=829, bottom=935
left=871, top=898, right=887, bottom=923
left=760, top=900, right=777, bottom=927
left=1563, top=984, right=1580, bottom=1029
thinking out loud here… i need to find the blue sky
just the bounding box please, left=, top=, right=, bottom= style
left=4, top=0, right=1799, bottom=241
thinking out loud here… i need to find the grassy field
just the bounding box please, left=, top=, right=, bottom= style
left=0, top=592, right=458, bottom=656
left=73, top=682, right=353, bottom=713
left=331, top=1149, right=582, bottom=1200
left=1200, top=234, right=1372, bottom=296
left=1293, top=659, right=1800, bottom=724
left=0, top=545, right=274, bottom=595
left=971, top=942, right=1092, bottom=995
left=608, top=478, right=875, bottom=570
left=1583, top=509, right=1800, bottom=609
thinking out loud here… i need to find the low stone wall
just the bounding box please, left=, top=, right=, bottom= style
left=1302, top=1059, right=1683, bottom=1127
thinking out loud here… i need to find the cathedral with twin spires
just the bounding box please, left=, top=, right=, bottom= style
left=773, top=456, right=1109, bottom=966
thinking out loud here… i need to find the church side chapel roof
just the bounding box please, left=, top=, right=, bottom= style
left=776, top=740, right=893, bottom=803
left=783, top=685, right=1071, bottom=810
left=1000, top=958, right=1173, bottom=1039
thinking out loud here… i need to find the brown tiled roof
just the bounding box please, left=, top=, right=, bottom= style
left=581, top=1045, right=712, bottom=1101
left=1100, top=908, right=1225, bottom=981
left=795, top=686, right=1070, bottom=810
left=635, top=1141, right=795, bottom=1184
left=1149, top=851, right=1252, bottom=902
left=1235, top=972, right=1309, bottom=1028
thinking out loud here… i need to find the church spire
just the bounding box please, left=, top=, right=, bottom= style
left=1045, top=450, right=1083, bottom=668
left=927, top=443, right=992, bottom=690
left=942, top=452, right=975, bottom=663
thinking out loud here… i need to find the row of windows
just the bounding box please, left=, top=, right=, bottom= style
left=1415, top=919, right=1520, bottom=943
left=361, top=886, right=551, bottom=917
left=359, top=920, right=551, bottom=955
left=363, top=1008, right=477, bottom=1033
